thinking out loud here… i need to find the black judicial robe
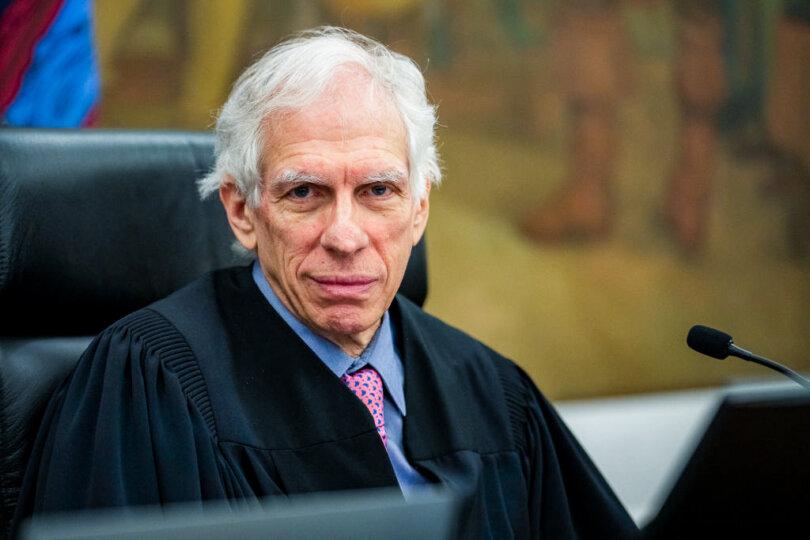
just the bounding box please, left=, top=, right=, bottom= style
left=14, top=266, right=637, bottom=538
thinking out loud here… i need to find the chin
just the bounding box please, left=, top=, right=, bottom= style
left=320, top=307, right=381, bottom=336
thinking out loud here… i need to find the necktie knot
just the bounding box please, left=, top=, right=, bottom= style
left=340, top=366, right=388, bottom=446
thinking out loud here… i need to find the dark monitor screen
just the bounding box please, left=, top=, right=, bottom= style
left=644, top=386, right=810, bottom=537
left=20, top=487, right=461, bottom=540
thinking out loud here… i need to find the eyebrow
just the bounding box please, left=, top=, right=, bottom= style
left=362, top=169, right=407, bottom=184
left=271, top=169, right=329, bottom=186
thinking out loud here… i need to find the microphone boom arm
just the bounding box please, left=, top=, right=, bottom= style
left=728, top=344, right=810, bottom=391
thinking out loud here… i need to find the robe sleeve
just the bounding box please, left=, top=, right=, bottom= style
left=12, top=310, right=227, bottom=531
left=514, top=367, right=639, bottom=539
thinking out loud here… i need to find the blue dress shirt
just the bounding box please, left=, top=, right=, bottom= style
left=251, top=262, right=429, bottom=495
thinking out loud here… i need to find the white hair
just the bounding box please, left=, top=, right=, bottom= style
left=197, top=26, right=441, bottom=207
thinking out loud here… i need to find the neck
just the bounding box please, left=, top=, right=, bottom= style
left=321, top=320, right=381, bottom=357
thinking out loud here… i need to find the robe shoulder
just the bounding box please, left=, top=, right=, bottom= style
left=394, top=296, right=639, bottom=538
left=394, top=293, right=544, bottom=453
left=12, top=305, right=229, bottom=529
left=394, top=292, right=529, bottom=386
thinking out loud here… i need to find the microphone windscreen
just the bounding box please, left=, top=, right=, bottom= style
left=687, top=325, right=732, bottom=359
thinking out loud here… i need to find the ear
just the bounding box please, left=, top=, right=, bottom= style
left=411, top=179, right=430, bottom=246
left=219, top=176, right=258, bottom=251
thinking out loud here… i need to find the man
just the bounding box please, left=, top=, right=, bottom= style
left=14, top=27, right=637, bottom=538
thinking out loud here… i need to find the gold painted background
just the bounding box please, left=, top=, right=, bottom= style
left=93, top=0, right=809, bottom=399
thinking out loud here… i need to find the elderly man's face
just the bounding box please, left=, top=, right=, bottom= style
left=222, top=69, right=429, bottom=355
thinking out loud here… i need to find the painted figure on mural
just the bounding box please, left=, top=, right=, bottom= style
left=519, top=0, right=810, bottom=257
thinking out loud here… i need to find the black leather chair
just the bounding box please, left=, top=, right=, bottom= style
left=0, top=128, right=428, bottom=538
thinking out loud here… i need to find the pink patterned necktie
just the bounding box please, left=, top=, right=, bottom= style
left=340, top=366, right=388, bottom=446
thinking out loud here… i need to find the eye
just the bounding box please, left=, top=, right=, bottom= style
left=368, top=183, right=392, bottom=197
left=290, top=185, right=311, bottom=199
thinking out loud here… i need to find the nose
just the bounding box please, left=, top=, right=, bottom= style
left=319, top=193, right=369, bottom=255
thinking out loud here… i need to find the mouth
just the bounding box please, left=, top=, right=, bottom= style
left=310, top=275, right=378, bottom=298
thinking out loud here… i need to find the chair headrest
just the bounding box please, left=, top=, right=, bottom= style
left=0, top=129, right=427, bottom=337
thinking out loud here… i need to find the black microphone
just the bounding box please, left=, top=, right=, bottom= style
left=687, top=325, right=810, bottom=391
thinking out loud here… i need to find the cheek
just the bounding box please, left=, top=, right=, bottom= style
left=282, top=227, right=322, bottom=262
left=373, top=205, right=414, bottom=238
left=373, top=219, right=415, bottom=272
left=258, top=216, right=322, bottom=269
left=276, top=221, right=321, bottom=247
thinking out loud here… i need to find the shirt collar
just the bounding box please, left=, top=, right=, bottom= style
left=251, top=261, right=406, bottom=415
